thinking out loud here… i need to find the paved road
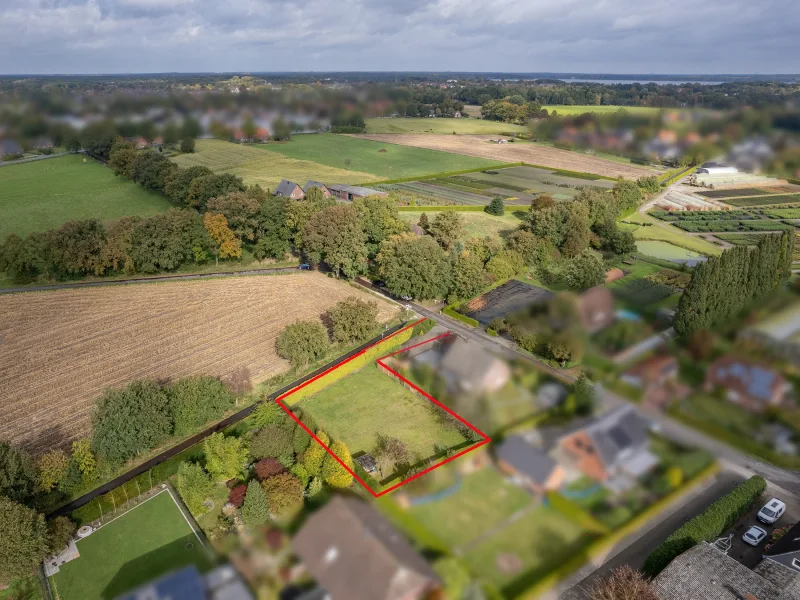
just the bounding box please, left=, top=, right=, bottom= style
left=561, top=470, right=747, bottom=599
left=0, top=266, right=301, bottom=294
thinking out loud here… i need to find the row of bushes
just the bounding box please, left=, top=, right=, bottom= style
left=442, top=306, right=479, bottom=327
left=642, top=475, right=766, bottom=577
left=397, top=205, right=492, bottom=212
left=280, top=320, right=419, bottom=405
left=672, top=219, right=793, bottom=232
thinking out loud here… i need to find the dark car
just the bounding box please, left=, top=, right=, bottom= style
left=373, top=280, right=387, bottom=288
left=298, top=263, right=311, bottom=270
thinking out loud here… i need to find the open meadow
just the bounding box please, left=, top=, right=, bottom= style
left=51, top=490, right=212, bottom=600
left=542, top=105, right=662, bottom=116
left=365, top=117, right=529, bottom=135
left=170, top=139, right=380, bottom=190
left=260, top=134, right=501, bottom=180
left=352, top=134, right=659, bottom=179
left=0, top=273, right=396, bottom=453
left=0, top=154, right=173, bottom=238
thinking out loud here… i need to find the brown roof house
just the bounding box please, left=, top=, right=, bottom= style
left=292, top=496, right=440, bottom=600
left=556, top=405, right=658, bottom=491
left=576, top=286, right=616, bottom=333
left=653, top=541, right=800, bottom=600
left=704, top=356, right=792, bottom=412
left=496, top=436, right=565, bottom=495
left=620, top=355, right=687, bottom=410
left=274, top=179, right=305, bottom=199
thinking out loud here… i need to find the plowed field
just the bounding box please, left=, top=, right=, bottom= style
left=0, top=273, right=395, bottom=452
left=351, top=134, right=659, bottom=179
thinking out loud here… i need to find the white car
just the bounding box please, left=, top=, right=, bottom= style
left=743, top=525, right=768, bottom=546
left=758, top=498, right=786, bottom=525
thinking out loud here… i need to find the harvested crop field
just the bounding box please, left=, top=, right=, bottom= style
left=350, top=134, right=659, bottom=179
left=0, top=273, right=395, bottom=453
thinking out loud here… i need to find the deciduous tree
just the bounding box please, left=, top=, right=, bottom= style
left=46, top=516, right=76, bottom=555
left=261, top=473, right=304, bottom=515
left=326, top=296, right=379, bottom=344
left=204, top=212, right=242, bottom=266
left=301, top=205, right=368, bottom=279
left=448, top=251, right=487, bottom=303
left=187, top=173, right=246, bottom=210
left=168, top=376, right=235, bottom=436
left=563, top=249, right=605, bottom=290
left=353, top=196, right=408, bottom=257
left=37, top=450, right=69, bottom=493
left=71, top=438, right=96, bottom=480
left=0, top=498, right=49, bottom=586
left=204, top=433, right=249, bottom=481
left=428, top=212, right=464, bottom=250
left=176, top=462, right=214, bottom=514
left=303, top=431, right=329, bottom=477
left=376, top=234, right=451, bottom=300
left=0, top=442, right=37, bottom=503
left=276, top=320, right=330, bottom=368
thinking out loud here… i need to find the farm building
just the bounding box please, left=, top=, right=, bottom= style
left=327, top=184, right=388, bottom=201
left=304, top=180, right=331, bottom=196
left=274, top=179, right=305, bottom=199
left=696, top=163, right=739, bottom=175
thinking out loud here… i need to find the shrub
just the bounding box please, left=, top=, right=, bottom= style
left=293, top=424, right=312, bottom=454
left=485, top=197, right=505, bottom=216
left=203, top=433, right=249, bottom=481
left=307, top=477, right=323, bottom=497
left=412, top=318, right=436, bottom=337
left=250, top=424, right=294, bottom=459
left=249, top=401, right=286, bottom=429
left=303, top=431, right=329, bottom=476
left=326, top=297, right=379, bottom=344
left=228, top=484, right=247, bottom=508
left=241, top=480, right=269, bottom=526
left=442, top=306, right=479, bottom=327
left=276, top=320, right=330, bottom=368
left=291, top=464, right=310, bottom=487
left=254, top=458, right=285, bottom=481
left=176, top=462, right=214, bottom=514
left=168, top=376, right=235, bottom=436
left=487, top=327, right=498, bottom=336
left=642, top=476, right=766, bottom=577
left=590, top=565, right=658, bottom=600
left=262, top=473, right=305, bottom=515
left=322, top=440, right=355, bottom=488
left=47, top=516, right=77, bottom=555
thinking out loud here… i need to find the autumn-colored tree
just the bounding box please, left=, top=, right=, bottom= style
left=228, top=484, right=247, bottom=508
left=322, top=440, right=354, bottom=488
left=261, top=473, right=304, bottom=515
left=590, top=566, right=658, bottom=600
left=203, top=212, right=242, bottom=266
left=37, top=450, right=70, bottom=492
left=254, top=458, right=285, bottom=481
left=303, top=431, right=329, bottom=476
left=71, top=438, right=96, bottom=480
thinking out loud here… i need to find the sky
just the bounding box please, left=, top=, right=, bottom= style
left=1, top=0, right=799, bottom=75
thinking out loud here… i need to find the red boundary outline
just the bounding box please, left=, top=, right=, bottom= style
left=275, top=318, right=491, bottom=497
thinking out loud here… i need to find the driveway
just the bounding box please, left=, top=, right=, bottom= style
left=718, top=485, right=800, bottom=569
left=561, top=470, right=746, bottom=599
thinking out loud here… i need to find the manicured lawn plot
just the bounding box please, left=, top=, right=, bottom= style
left=725, top=194, right=800, bottom=208
left=260, top=134, right=499, bottom=180
left=623, top=214, right=722, bottom=255
left=171, top=139, right=380, bottom=190
left=407, top=467, right=535, bottom=548
left=365, top=117, right=529, bottom=135
left=298, top=363, right=468, bottom=467
left=397, top=211, right=524, bottom=239
left=461, top=504, right=594, bottom=591
left=51, top=491, right=212, bottom=600
left=0, top=154, right=173, bottom=238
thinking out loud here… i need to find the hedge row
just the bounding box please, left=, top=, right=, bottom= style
left=642, top=475, right=766, bottom=577
left=442, top=306, right=479, bottom=327
left=659, top=165, right=695, bottom=187
left=546, top=491, right=610, bottom=535
left=281, top=322, right=418, bottom=405
left=366, top=163, right=524, bottom=186
left=397, top=205, right=489, bottom=212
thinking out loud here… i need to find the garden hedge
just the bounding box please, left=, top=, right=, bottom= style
left=412, top=318, right=437, bottom=337
left=642, top=475, right=766, bottom=577
left=442, top=306, right=479, bottom=327
left=546, top=491, right=610, bottom=535
left=280, top=322, right=417, bottom=405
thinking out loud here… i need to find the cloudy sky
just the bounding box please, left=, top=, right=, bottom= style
left=2, top=0, right=798, bottom=75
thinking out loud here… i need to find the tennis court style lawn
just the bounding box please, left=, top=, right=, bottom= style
left=0, top=154, right=173, bottom=238
left=51, top=490, right=212, bottom=600
left=261, top=134, right=503, bottom=180
left=298, top=363, right=469, bottom=466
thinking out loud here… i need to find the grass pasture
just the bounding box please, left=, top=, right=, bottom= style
left=621, top=214, right=723, bottom=255
left=297, top=363, right=469, bottom=486
left=0, top=154, right=173, bottom=238
left=365, top=117, right=529, bottom=135
left=542, top=105, right=662, bottom=116
left=51, top=490, right=212, bottom=600
left=170, top=139, right=380, bottom=190
left=0, top=272, right=396, bottom=453
left=260, top=134, right=499, bottom=181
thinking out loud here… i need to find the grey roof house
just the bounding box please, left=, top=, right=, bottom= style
left=304, top=180, right=331, bottom=196
left=704, top=355, right=792, bottom=412
left=436, top=337, right=511, bottom=396
left=765, top=521, right=800, bottom=576
left=292, top=496, right=439, bottom=600
left=495, top=436, right=564, bottom=493
left=274, top=179, right=305, bottom=199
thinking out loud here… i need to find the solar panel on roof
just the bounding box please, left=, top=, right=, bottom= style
left=608, top=427, right=632, bottom=449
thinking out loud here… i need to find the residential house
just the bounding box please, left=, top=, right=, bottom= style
left=304, top=180, right=332, bottom=197
left=133, top=137, right=149, bottom=150
left=557, top=405, right=658, bottom=490
left=327, top=184, right=388, bottom=201
left=496, top=436, right=565, bottom=494
left=435, top=336, right=511, bottom=396
left=118, top=564, right=252, bottom=600
left=409, top=223, right=426, bottom=236
left=274, top=179, right=305, bottom=199
left=292, top=495, right=440, bottom=600
left=621, top=355, right=687, bottom=410
left=576, top=286, right=616, bottom=333
left=653, top=541, right=800, bottom=600
left=764, top=520, right=800, bottom=575
left=704, top=356, right=792, bottom=412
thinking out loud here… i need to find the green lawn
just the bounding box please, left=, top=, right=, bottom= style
left=298, top=363, right=468, bottom=468
left=398, top=211, right=524, bottom=240
left=365, top=118, right=529, bottom=135
left=0, top=155, right=173, bottom=239
left=259, top=134, right=502, bottom=180
left=407, top=468, right=534, bottom=548
left=542, top=105, right=662, bottom=116
left=51, top=491, right=213, bottom=600
left=462, top=504, right=594, bottom=591
left=622, top=214, right=723, bottom=255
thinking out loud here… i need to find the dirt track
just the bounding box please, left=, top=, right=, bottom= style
left=351, top=134, right=659, bottom=179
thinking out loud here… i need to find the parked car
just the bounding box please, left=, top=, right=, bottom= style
left=298, top=264, right=310, bottom=270
left=757, top=498, right=786, bottom=525
left=400, top=295, right=413, bottom=301
left=373, top=280, right=386, bottom=288
left=743, top=525, right=768, bottom=546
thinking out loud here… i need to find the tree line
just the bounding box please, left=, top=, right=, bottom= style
left=674, top=231, right=794, bottom=337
